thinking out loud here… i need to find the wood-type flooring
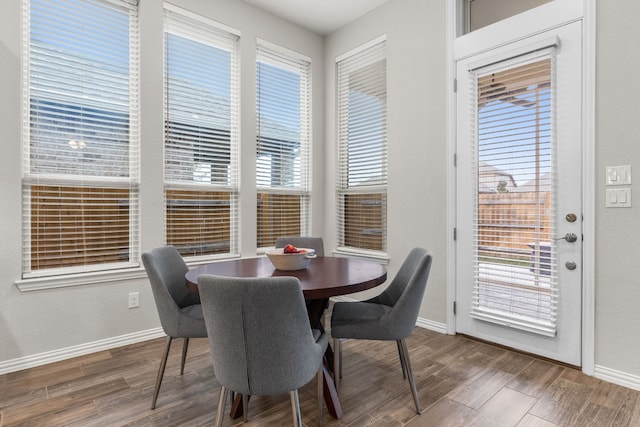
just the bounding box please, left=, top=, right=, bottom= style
left=2, top=327, right=640, bottom=426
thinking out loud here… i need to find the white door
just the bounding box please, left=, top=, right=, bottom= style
left=455, top=21, right=582, bottom=366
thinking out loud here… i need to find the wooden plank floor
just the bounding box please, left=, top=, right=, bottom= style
left=3, top=326, right=640, bottom=426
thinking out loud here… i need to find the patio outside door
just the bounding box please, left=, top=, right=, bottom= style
left=455, top=21, right=582, bottom=366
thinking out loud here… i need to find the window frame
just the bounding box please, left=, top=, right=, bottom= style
left=335, top=36, right=388, bottom=259
left=470, top=47, right=559, bottom=336
left=162, top=4, right=241, bottom=261
left=20, top=0, right=140, bottom=280
left=256, top=40, right=312, bottom=250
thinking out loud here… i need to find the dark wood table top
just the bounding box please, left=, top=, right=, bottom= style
left=185, top=256, right=387, bottom=300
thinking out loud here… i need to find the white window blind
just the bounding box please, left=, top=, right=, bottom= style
left=22, top=0, right=139, bottom=277
left=471, top=47, right=558, bottom=336
left=163, top=5, right=239, bottom=259
left=256, top=42, right=311, bottom=248
left=336, top=37, right=387, bottom=254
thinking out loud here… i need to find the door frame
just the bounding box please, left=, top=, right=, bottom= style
left=445, top=0, right=596, bottom=374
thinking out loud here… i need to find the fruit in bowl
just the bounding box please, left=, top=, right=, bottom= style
left=267, top=245, right=316, bottom=270
left=283, top=244, right=309, bottom=254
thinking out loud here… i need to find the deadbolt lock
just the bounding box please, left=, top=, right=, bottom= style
left=566, top=213, right=577, bottom=223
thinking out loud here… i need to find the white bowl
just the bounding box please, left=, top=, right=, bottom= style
left=266, top=248, right=316, bottom=271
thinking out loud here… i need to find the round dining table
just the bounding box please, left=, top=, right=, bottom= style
left=185, top=255, right=387, bottom=420
left=185, top=255, right=387, bottom=300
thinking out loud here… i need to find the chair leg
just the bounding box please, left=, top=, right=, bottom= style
left=338, top=343, right=342, bottom=379
left=180, top=337, right=189, bottom=375
left=151, top=336, right=173, bottom=409
left=396, top=339, right=407, bottom=379
left=242, top=393, right=249, bottom=422
left=317, top=366, right=324, bottom=427
left=333, top=338, right=341, bottom=394
left=290, top=390, right=303, bottom=427
left=215, top=386, right=228, bottom=427
left=400, top=339, right=421, bottom=414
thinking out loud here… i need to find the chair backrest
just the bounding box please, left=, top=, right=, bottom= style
left=374, top=247, right=433, bottom=339
left=142, top=246, right=200, bottom=335
left=198, top=275, right=327, bottom=396
left=275, top=236, right=325, bottom=256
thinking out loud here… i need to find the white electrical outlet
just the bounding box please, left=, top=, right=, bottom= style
left=128, top=292, right=139, bottom=309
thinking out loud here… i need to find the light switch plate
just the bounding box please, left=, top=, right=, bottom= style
left=606, top=165, right=632, bottom=186
left=606, top=188, right=631, bottom=207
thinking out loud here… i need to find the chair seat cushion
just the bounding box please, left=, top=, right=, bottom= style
left=331, top=301, right=393, bottom=340
left=181, top=303, right=204, bottom=320
left=177, top=304, right=208, bottom=337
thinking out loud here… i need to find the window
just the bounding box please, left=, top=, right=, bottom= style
left=336, top=37, right=388, bottom=255
left=463, top=0, right=553, bottom=33
left=256, top=42, right=311, bottom=249
left=471, top=49, right=558, bottom=336
left=22, top=0, right=139, bottom=277
left=163, top=5, right=239, bottom=258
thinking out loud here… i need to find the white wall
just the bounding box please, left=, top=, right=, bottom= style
left=595, top=0, right=640, bottom=379
left=0, top=0, right=324, bottom=368
left=324, top=0, right=448, bottom=324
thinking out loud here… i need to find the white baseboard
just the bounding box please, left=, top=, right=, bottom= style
left=594, top=364, right=640, bottom=392
left=415, top=317, right=448, bottom=334
left=330, top=295, right=361, bottom=303
left=0, top=327, right=165, bottom=375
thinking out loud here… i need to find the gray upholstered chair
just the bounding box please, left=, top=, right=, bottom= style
left=275, top=236, right=325, bottom=256
left=198, top=275, right=328, bottom=427
left=141, top=246, right=207, bottom=410
left=330, top=247, right=432, bottom=414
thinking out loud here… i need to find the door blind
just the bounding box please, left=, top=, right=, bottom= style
left=336, top=37, right=388, bottom=254
left=256, top=42, right=311, bottom=248
left=22, top=0, right=140, bottom=277
left=470, top=47, right=558, bottom=336
left=163, top=6, right=239, bottom=258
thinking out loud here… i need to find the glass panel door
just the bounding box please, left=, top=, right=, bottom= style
left=455, top=22, right=583, bottom=366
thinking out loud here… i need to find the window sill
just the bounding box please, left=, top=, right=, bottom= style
left=15, top=267, right=148, bottom=292
left=15, top=253, right=243, bottom=292
left=332, top=247, right=390, bottom=265
left=184, top=253, right=242, bottom=267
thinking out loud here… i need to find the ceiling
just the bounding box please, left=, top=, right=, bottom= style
left=243, top=0, right=390, bottom=35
